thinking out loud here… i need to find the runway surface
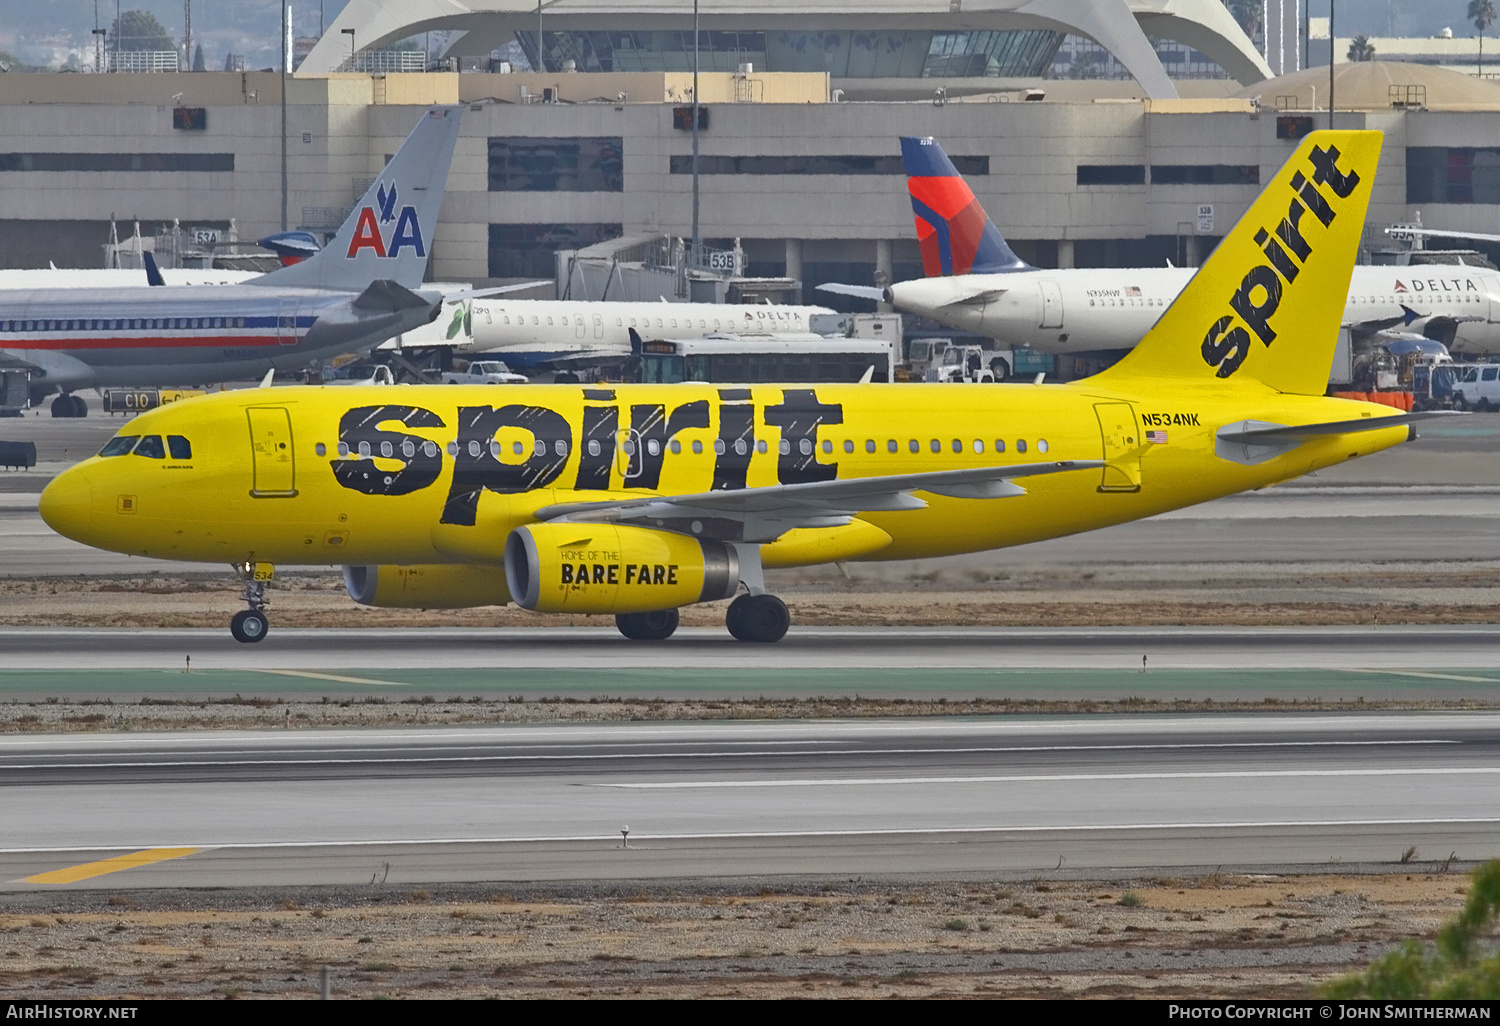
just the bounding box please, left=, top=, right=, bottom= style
left=3, top=625, right=1500, bottom=700
left=4, top=713, right=1498, bottom=888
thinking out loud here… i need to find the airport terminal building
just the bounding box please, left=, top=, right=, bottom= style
left=4, top=0, right=1500, bottom=307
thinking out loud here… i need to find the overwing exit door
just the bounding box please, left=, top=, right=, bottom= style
left=1093, top=401, right=1142, bottom=493
left=248, top=407, right=297, bottom=497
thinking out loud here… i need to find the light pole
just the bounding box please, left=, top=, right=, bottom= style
left=690, top=0, right=700, bottom=268
left=341, top=27, right=355, bottom=69
left=1328, top=0, right=1335, bottom=129
left=281, top=1, right=289, bottom=231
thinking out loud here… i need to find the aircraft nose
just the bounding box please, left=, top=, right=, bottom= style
left=39, top=465, right=95, bottom=544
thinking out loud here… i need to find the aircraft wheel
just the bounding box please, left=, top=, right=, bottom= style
left=50, top=395, right=76, bottom=418
left=69, top=395, right=88, bottom=417
left=230, top=609, right=269, bottom=643
left=616, top=608, right=680, bottom=641
left=725, top=594, right=790, bottom=643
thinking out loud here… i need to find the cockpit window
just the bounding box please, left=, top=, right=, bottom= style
left=167, top=435, right=192, bottom=460
left=133, top=435, right=165, bottom=460
left=98, top=436, right=139, bottom=457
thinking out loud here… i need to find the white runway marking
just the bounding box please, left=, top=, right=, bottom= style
left=601, top=766, right=1500, bottom=788
left=0, top=738, right=1457, bottom=770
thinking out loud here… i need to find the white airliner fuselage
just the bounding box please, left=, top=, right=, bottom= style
left=463, top=300, right=837, bottom=364
left=889, top=266, right=1500, bottom=355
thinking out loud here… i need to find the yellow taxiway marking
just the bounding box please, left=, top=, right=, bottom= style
left=1348, top=669, right=1500, bottom=685
left=25, top=847, right=201, bottom=884
left=251, top=669, right=412, bottom=687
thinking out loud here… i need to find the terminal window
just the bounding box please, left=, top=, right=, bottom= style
left=1407, top=148, right=1500, bottom=205
left=670, top=154, right=988, bottom=176
left=1076, top=165, right=1146, bottom=186
left=487, top=138, right=623, bottom=192
left=488, top=223, right=623, bottom=278
left=1150, top=165, right=1258, bottom=186
left=0, top=153, right=234, bottom=173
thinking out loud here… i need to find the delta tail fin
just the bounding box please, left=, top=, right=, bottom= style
left=900, top=136, right=1030, bottom=277
left=1096, top=130, right=1381, bottom=396
left=251, top=106, right=464, bottom=292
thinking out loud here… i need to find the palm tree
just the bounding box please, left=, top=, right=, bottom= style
left=1347, top=35, right=1376, bottom=63
left=1223, top=0, right=1263, bottom=42
left=1473, top=0, right=1497, bottom=75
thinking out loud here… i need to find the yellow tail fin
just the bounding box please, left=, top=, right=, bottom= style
left=1098, top=130, right=1381, bottom=395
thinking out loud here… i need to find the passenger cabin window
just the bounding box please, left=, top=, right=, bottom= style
left=134, top=435, right=166, bottom=459
left=1016, top=439, right=1028, bottom=454
left=98, top=436, right=139, bottom=457
left=167, top=435, right=192, bottom=460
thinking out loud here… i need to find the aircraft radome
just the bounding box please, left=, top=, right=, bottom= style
left=40, top=131, right=1442, bottom=644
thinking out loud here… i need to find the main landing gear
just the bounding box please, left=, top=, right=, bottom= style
left=50, top=394, right=88, bottom=418
left=723, top=542, right=789, bottom=643
left=610, top=542, right=793, bottom=644
left=615, top=608, right=679, bottom=641
left=230, top=562, right=272, bottom=643
left=725, top=594, right=790, bottom=643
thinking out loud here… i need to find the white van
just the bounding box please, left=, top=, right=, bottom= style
left=1449, top=364, right=1500, bottom=410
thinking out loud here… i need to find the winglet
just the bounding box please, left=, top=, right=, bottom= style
left=1095, top=130, right=1383, bottom=396
left=250, top=106, right=464, bottom=292
left=899, top=136, right=1030, bottom=276
left=142, top=251, right=166, bottom=287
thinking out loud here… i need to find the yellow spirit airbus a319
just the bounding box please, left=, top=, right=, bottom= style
left=41, top=131, right=1433, bottom=644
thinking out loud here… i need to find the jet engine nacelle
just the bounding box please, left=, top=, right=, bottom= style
left=343, top=563, right=510, bottom=608
left=505, top=523, right=739, bottom=614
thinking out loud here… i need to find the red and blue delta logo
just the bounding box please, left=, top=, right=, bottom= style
left=346, top=182, right=425, bottom=259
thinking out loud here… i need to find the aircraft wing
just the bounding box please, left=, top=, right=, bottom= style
left=0, top=349, right=42, bottom=372
left=533, top=459, right=1104, bottom=542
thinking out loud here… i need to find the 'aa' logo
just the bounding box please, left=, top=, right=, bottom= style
left=346, top=181, right=426, bottom=259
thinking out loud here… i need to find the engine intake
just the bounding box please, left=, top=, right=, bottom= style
left=505, top=523, right=739, bottom=613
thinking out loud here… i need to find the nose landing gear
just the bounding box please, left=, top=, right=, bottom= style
left=230, top=562, right=274, bottom=643
left=615, top=608, right=680, bottom=641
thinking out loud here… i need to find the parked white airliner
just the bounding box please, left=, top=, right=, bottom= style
left=823, top=136, right=1500, bottom=356
left=461, top=299, right=838, bottom=366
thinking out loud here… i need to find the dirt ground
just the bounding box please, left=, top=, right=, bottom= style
left=2, top=571, right=1498, bottom=628
left=0, top=871, right=1473, bottom=999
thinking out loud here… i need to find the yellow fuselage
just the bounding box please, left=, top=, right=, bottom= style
left=39, top=381, right=1408, bottom=571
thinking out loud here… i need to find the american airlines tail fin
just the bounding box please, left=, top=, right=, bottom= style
left=1096, top=130, right=1382, bottom=396
left=899, top=136, right=1030, bottom=277
left=251, top=106, right=464, bottom=292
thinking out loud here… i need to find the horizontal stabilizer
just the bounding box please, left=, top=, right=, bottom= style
left=352, top=279, right=436, bottom=312
left=442, top=280, right=551, bottom=301
left=1220, top=411, right=1458, bottom=444
left=941, top=288, right=1007, bottom=308
left=816, top=283, right=887, bottom=301
left=1216, top=411, right=1460, bottom=465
